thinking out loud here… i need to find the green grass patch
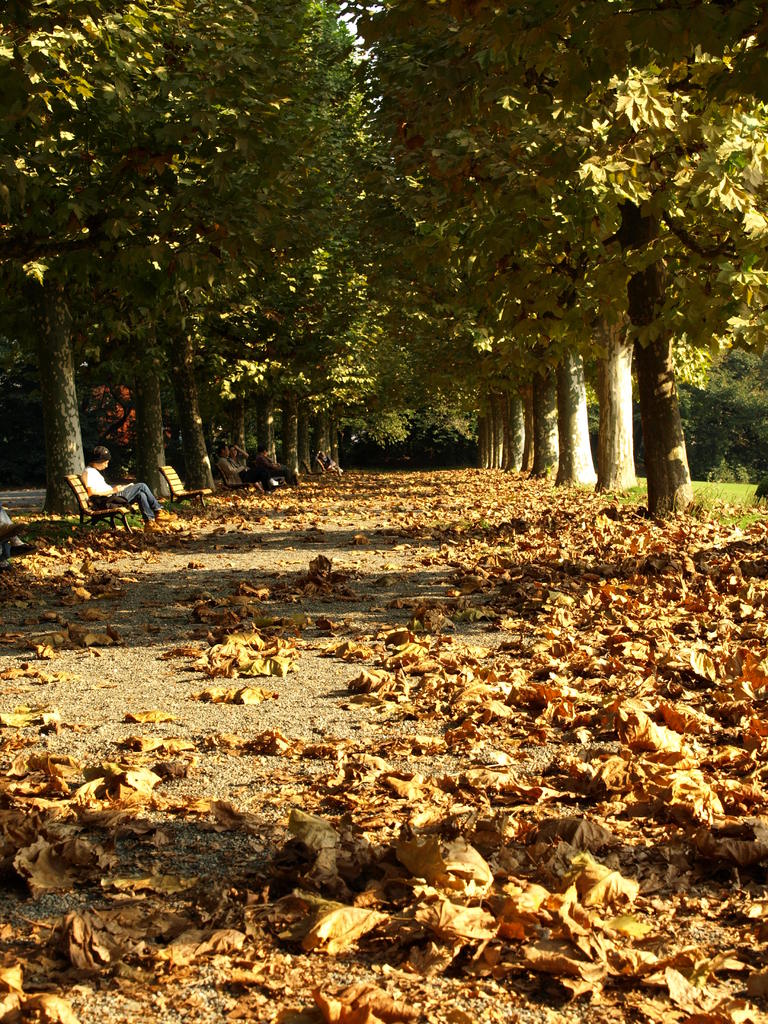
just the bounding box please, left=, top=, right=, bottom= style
left=620, top=478, right=764, bottom=527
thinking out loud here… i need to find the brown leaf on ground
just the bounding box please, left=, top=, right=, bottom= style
left=194, top=685, right=279, bottom=704
left=563, top=851, right=639, bottom=907
left=532, top=817, right=615, bottom=851
left=415, top=899, right=497, bottom=943
left=302, top=905, right=388, bottom=954
left=0, top=963, right=23, bottom=993
left=124, top=709, right=176, bottom=724
left=314, top=983, right=419, bottom=1023
left=14, top=835, right=115, bottom=896
left=22, top=993, right=81, bottom=1024
left=522, top=938, right=607, bottom=983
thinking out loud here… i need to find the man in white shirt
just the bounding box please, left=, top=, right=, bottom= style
left=0, top=504, right=35, bottom=568
left=81, top=446, right=167, bottom=528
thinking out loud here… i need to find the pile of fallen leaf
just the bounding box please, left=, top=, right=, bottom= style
left=1, top=472, right=767, bottom=1024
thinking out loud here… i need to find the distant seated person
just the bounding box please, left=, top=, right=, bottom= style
left=81, top=446, right=168, bottom=530
left=315, top=450, right=343, bottom=475
left=249, top=446, right=298, bottom=491
left=0, top=503, right=35, bottom=570
left=227, top=442, right=249, bottom=470
left=215, top=443, right=264, bottom=490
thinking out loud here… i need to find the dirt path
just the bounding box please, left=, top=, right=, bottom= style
left=1, top=471, right=766, bottom=1024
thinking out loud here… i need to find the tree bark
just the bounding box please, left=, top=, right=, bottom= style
left=257, top=394, right=275, bottom=457
left=635, top=337, right=693, bottom=513
left=298, top=406, right=311, bottom=474
left=490, top=391, right=505, bottom=469
left=521, top=386, right=534, bottom=472
left=232, top=394, right=246, bottom=449
left=596, top=318, right=636, bottom=492
left=134, top=372, right=169, bottom=496
left=504, top=391, right=524, bottom=472
left=555, top=351, right=597, bottom=487
left=329, top=413, right=340, bottom=464
left=311, top=410, right=331, bottom=467
left=477, top=413, right=490, bottom=468
left=169, top=332, right=214, bottom=491
left=31, top=281, right=84, bottom=514
left=282, top=392, right=299, bottom=475
left=532, top=368, right=558, bottom=478
left=619, top=201, right=692, bottom=513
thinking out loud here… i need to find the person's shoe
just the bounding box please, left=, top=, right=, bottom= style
left=10, top=542, right=35, bottom=557
left=144, top=519, right=160, bottom=532
left=0, top=522, right=21, bottom=543
left=155, top=509, right=175, bottom=521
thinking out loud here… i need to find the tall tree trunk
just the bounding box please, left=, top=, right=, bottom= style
left=311, top=410, right=330, bottom=466
left=477, top=413, right=490, bottom=468
left=282, top=392, right=299, bottom=476
left=298, top=406, right=311, bottom=474
left=522, top=386, right=534, bottom=472
left=619, top=202, right=692, bottom=513
left=635, top=338, right=693, bottom=513
left=30, top=281, right=84, bottom=514
left=257, top=394, right=275, bottom=456
left=329, top=413, right=340, bottom=464
left=134, top=371, right=168, bottom=496
left=532, top=368, right=558, bottom=478
left=490, top=391, right=505, bottom=469
left=504, top=391, right=524, bottom=472
left=487, top=397, right=497, bottom=468
left=596, top=318, right=636, bottom=492
left=232, top=394, right=246, bottom=449
left=170, top=332, right=214, bottom=491
left=555, top=351, right=597, bottom=487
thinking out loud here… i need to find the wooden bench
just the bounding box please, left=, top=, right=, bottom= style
left=159, top=465, right=212, bottom=508
left=64, top=475, right=132, bottom=533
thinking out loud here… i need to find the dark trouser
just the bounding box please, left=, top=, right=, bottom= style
left=0, top=504, right=11, bottom=561
left=118, top=482, right=160, bottom=520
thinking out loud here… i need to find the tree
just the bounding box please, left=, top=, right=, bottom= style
left=349, top=0, right=768, bottom=511
left=1, top=1, right=361, bottom=505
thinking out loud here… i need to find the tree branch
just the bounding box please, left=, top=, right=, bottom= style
left=662, top=211, right=736, bottom=259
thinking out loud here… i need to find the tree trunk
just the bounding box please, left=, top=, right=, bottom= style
left=134, top=372, right=168, bottom=497
left=477, top=413, right=490, bottom=468
left=490, top=391, right=505, bottom=469
left=619, top=201, right=692, bottom=513
left=232, top=394, right=246, bottom=449
left=257, top=394, right=275, bottom=457
left=311, top=410, right=330, bottom=467
left=282, top=392, right=299, bottom=476
left=555, top=351, right=597, bottom=487
left=635, top=338, right=693, bottom=513
left=298, top=407, right=311, bottom=474
left=31, top=281, right=84, bottom=514
left=329, top=413, right=340, bottom=464
left=170, top=332, right=214, bottom=491
left=487, top=398, right=497, bottom=467
left=504, top=391, right=524, bottom=472
left=596, top=318, right=636, bottom=492
left=522, top=386, right=534, bottom=472
left=532, top=368, right=558, bottom=478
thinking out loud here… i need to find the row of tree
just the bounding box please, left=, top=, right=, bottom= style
left=347, top=0, right=768, bottom=512
left=3, top=2, right=768, bottom=513
left=1, top=1, right=394, bottom=510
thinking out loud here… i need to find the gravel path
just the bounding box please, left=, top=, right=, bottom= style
left=1, top=472, right=764, bottom=1024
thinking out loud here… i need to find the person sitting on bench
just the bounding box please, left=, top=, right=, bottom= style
left=0, top=503, right=35, bottom=568
left=249, top=447, right=297, bottom=491
left=215, top=443, right=264, bottom=489
left=315, top=450, right=343, bottom=475
left=81, top=446, right=168, bottom=529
